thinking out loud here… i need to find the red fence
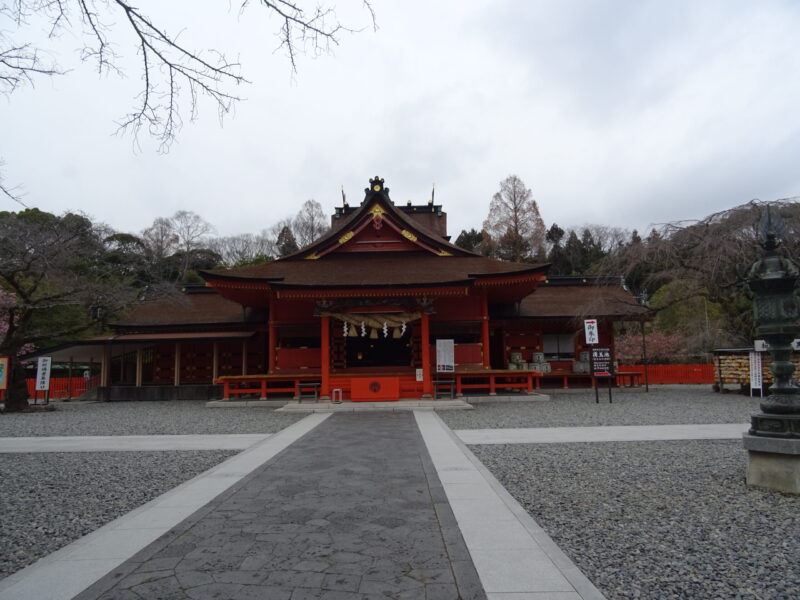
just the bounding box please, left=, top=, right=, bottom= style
left=24, top=377, right=101, bottom=400
left=618, top=364, right=714, bottom=384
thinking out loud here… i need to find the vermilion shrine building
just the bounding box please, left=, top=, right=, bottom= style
left=34, top=177, right=645, bottom=401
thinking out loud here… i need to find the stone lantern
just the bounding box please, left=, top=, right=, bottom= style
left=742, top=206, right=800, bottom=494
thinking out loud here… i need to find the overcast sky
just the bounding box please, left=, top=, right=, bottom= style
left=3, top=0, right=800, bottom=240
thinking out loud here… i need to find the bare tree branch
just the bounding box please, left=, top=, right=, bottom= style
left=1, top=0, right=376, bottom=201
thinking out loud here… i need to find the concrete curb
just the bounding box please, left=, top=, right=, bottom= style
left=0, top=433, right=271, bottom=453
left=456, top=423, right=750, bottom=445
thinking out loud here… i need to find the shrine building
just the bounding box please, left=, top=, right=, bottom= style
left=31, top=177, right=645, bottom=401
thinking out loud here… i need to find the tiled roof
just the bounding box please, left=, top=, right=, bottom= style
left=204, top=252, right=545, bottom=287
left=114, top=291, right=253, bottom=327
left=519, top=281, right=647, bottom=319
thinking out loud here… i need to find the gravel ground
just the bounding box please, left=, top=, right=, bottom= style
left=473, top=440, right=800, bottom=600
left=0, top=450, right=236, bottom=580
left=443, top=385, right=761, bottom=429
left=0, top=400, right=303, bottom=437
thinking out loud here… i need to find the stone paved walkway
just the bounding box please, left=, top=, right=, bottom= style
left=74, top=413, right=486, bottom=600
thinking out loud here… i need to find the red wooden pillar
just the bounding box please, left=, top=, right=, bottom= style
left=481, top=293, right=490, bottom=369
left=268, top=302, right=276, bottom=374
left=421, top=312, right=432, bottom=397
left=321, top=315, right=331, bottom=399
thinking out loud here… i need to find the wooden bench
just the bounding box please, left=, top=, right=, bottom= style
left=434, top=377, right=456, bottom=399
left=297, top=381, right=321, bottom=402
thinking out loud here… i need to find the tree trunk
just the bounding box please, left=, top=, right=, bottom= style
left=2, top=355, right=29, bottom=412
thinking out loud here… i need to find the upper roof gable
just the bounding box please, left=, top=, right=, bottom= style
left=286, top=176, right=475, bottom=261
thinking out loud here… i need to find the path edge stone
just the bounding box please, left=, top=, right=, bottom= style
left=0, top=413, right=331, bottom=600
left=418, top=411, right=607, bottom=600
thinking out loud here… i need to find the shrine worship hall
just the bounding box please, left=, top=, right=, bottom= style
left=31, top=177, right=644, bottom=402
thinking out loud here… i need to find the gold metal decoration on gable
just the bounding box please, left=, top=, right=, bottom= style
left=373, top=184, right=381, bottom=191
left=304, top=252, right=320, bottom=260
left=438, top=249, right=453, bottom=256
left=369, top=205, right=385, bottom=219
left=338, top=231, right=355, bottom=244
left=401, top=230, right=418, bottom=242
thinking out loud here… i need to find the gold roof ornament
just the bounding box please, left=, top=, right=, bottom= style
left=401, top=230, right=417, bottom=242
left=338, top=231, right=355, bottom=245
left=369, top=205, right=386, bottom=219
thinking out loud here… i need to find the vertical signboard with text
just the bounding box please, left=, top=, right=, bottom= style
left=749, top=350, right=763, bottom=397
left=36, top=357, right=52, bottom=392
left=436, top=339, right=455, bottom=373
left=0, top=356, right=9, bottom=392
left=584, top=319, right=599, bottom=345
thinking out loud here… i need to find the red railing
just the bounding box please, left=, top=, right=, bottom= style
left=617, top=364, right=714, bottom=384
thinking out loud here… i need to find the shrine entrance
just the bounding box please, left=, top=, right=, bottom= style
left=345, top=336, right=412, bottom=368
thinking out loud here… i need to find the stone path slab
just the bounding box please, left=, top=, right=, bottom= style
left=455, top=423, right=749, bottom=445
left=71, top=412, right=486, bottom=600
left=275, top=399, right=474, bottom=412
left=416, top=411, right=606, bottom=600
left=0, top=414, right=329, bottom=600
left=0, top=434, right=270, bottom=453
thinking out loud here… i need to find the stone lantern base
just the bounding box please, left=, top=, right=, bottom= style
left=743, top=430, right=800, bottom=495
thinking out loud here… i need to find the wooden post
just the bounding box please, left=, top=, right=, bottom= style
left=481, top=293, right=491, bottom=369
left=640, top=318, right=650, bottom=392
left=101, top=344, right=111, bottom=387
left=268, top=317, right=277, bottom=374
left=241, top=341, right=247, bottom=376
left=67, top=357, right=74, bottom=401
left=135, top=348, right=143, bottom=387
left=321, top=315, right=331, bottom=399
left=212, top=342, right=219, bottom=381
left=174, top=342, right=181, bottom=386
left=421, top=312, right=432, bottom=397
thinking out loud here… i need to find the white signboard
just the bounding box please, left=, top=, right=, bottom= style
left=436, top=339, right=455, bottom=373
left=754, top=339, right=769, bottom=352
left=415, top=368, right=424, bottom=382
left=35, top=357, right=52, bottom=391
left=584, top=319, right=599, bottom=345
left=749, top=351, right=762, bottom=397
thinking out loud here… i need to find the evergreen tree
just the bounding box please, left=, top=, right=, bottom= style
left=454, top=228, right=485, bottom=253
left=276, top=225, right=300, bottom=257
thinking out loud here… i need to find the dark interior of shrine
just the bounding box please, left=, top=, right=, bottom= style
left=345, top=336, right=411, bottom=367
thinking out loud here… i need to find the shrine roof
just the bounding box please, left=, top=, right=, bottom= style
left=293, top=190, right=467, bottom=259
left=203, top=252, right=546, bottom=288
left=114, top=287, right=256, bottom=328
left=519, top=277, right=647, bottom=319
left=202, top=176, right=546, bottom=290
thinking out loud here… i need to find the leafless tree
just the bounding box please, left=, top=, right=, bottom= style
left=171, top=210, right=215, bottom=280
left=1, top=1, right=376, bottom=197
left=482, top=175, right=547, bottom=262
left=599, top=199, right=800, bottom=345
left=293, top=198, right=329, bottom=247
left=211, top=231, right=276, bottom=266
left=141, top=216, right=178, bottom=266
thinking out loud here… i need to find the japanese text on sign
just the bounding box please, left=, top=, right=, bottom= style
left=35, top=357, right=52, bottom=391
left=584, top=319, right=599, bottom=345
left=591, top=347, right=613, bottom=377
